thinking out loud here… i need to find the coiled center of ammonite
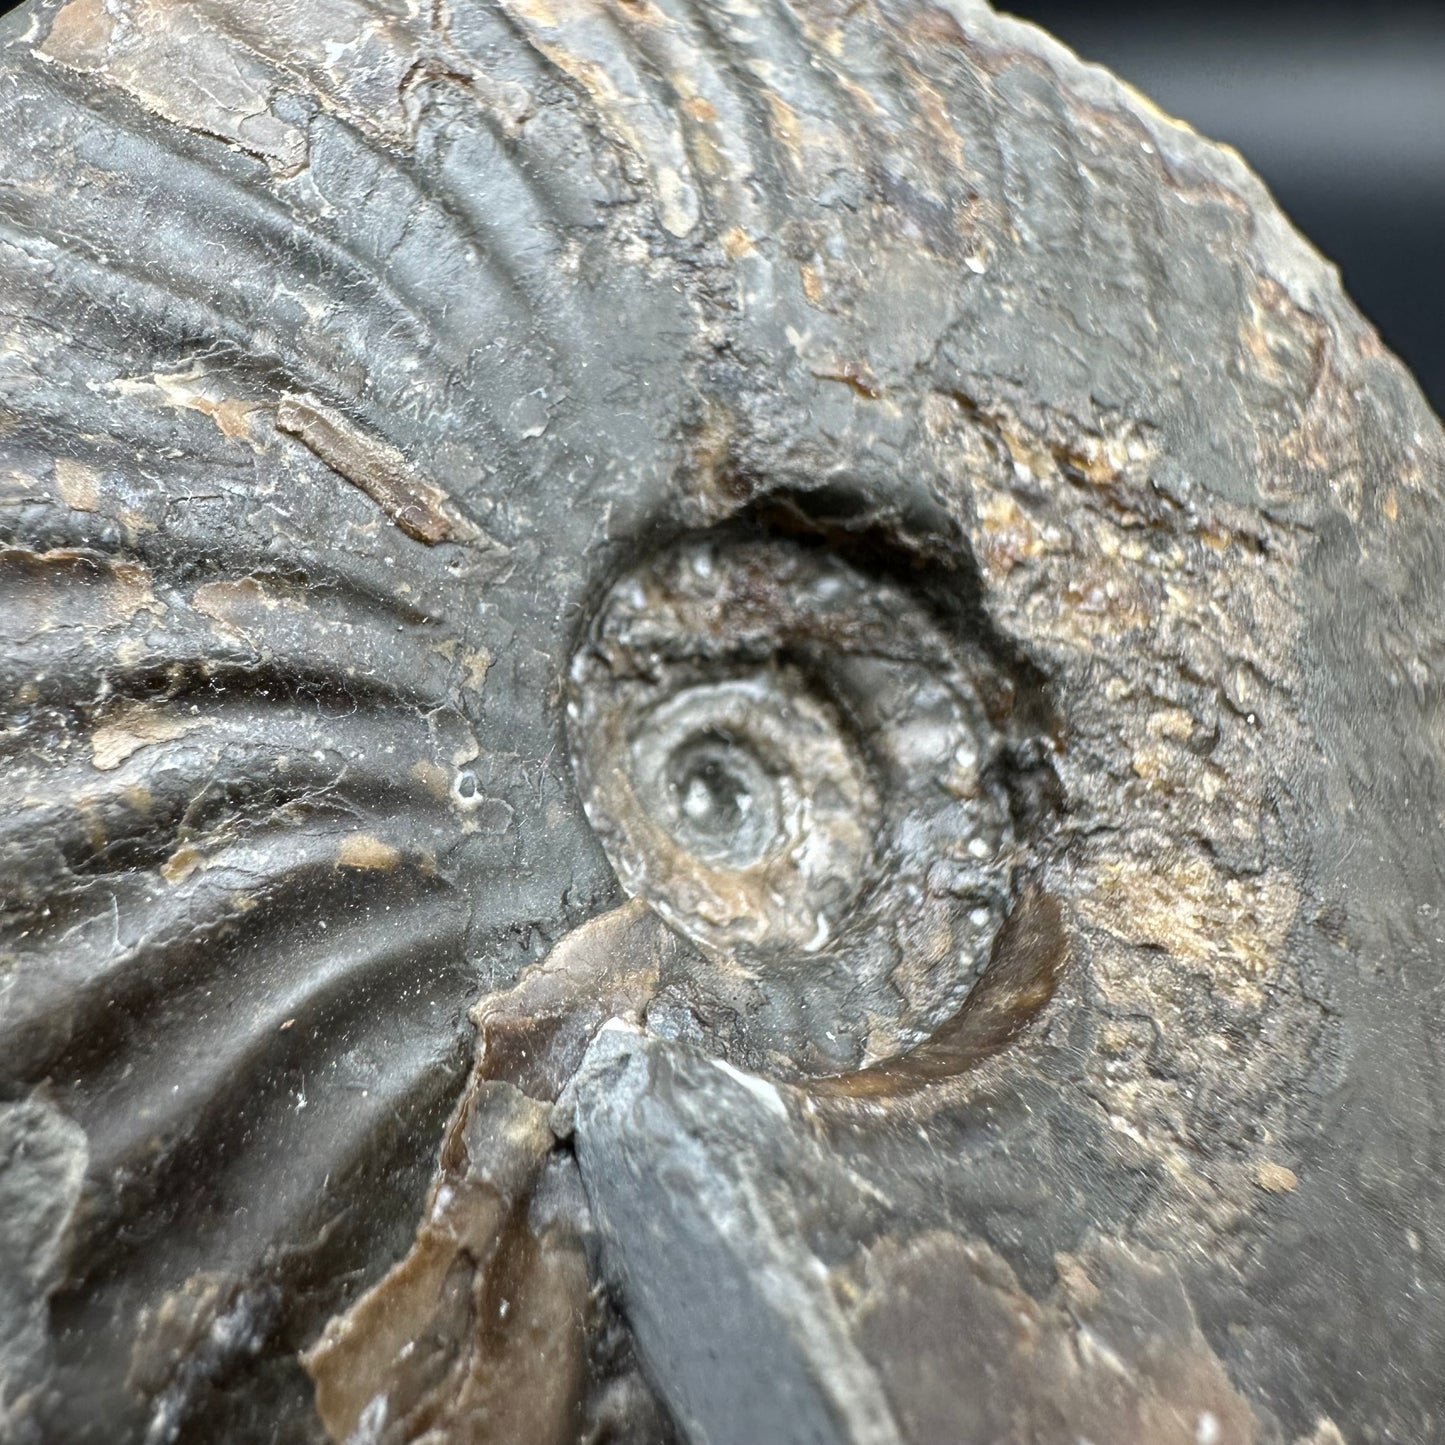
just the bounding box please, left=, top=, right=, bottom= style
left=622, top=673, right=873, bottom=951
left=567, top=534, right=1019, bottom=1072
left=667, top=732, right=769, bottom=865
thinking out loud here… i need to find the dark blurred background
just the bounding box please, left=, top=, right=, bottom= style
left=1, top=0, right=1440, bottom=412
left=1010, top=0, right=1445, bottom=415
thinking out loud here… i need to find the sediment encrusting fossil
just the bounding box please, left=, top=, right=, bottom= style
left=0, top=0, right=1441, bottom=1441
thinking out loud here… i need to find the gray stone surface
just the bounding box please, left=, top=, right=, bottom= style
left=0, top=0, right=1441, bottom=1439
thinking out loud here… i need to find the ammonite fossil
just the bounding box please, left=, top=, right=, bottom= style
left=1, top=0, right=1441, bottom=1441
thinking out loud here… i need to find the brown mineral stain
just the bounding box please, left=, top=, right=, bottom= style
left=121, top=369, right=262, bottom=441
left=996, top=419, right=1060, bottom=481
left=119, top=782, right=153, bottom=815
left=38, top=0, right=112, bottom=58
left=91, top=700, right=204, bottom=771
left=193, top=576, right=308, bottom=622
left=160, top=844, right=203, bottom=885
left=763, top=90, right=804, bottom=157
left=118, top=507, right=156, bottom=538
left=336, top=833, right=401, bottom=871
left=127, top=1272, right=241, bottom=1399
left=409, top=759, right=453, bottom=802
left=1, top=549, right=163, bottom=636
left=191, top=394, right=256, bottom=440
left=1129, top=744, right=1170, bottom=785
left=820, top=361, right=882, bottom=399
left=978, top=492, right=1043, bottom=576
left=908, top=72, right=968, bottom=170
left=1147, top=706, right=1199, bottom=744
left=506, top=0, right=558, bottom=25
left=800, top=263, right=824, bottom=306
left=1086, top=857, right=1298, bottom=1007
left=1053, top=1254, right=1101, bottom=1312
left=1242, top=278, right=1326, bottom=404
left=722, top=225, right=755, bottom=259
left=53, top=457, right=100, bottom=512
left=1254, top=1161, right=1299, bottom=1194
left=276, top=394, right=456, bottom=545
left=1056, top=558, right=1154, bottom=640
left=304, top=1081, right=573, bottom=1444
left=39, top=0, right=309, bottom=176
left=41, top=0, right=430, bottom=173
left=461, top=648, right=492, bottom=693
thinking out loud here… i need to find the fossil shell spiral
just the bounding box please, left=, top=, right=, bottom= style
left=0, top=0, right=1442, bottom=1442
